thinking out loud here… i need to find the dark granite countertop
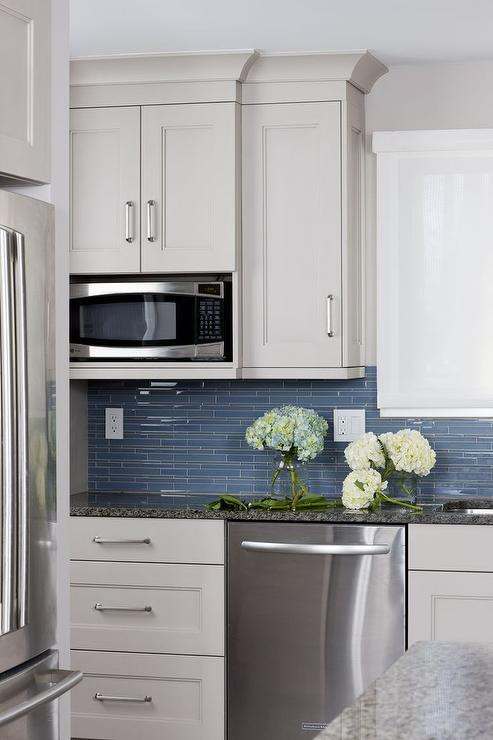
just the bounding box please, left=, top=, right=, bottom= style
left=316, top=641, right=493, bottom=740
left=70, top=493, right=493, bottom=525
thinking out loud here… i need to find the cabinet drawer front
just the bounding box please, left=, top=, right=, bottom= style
left=409, top=524, right=493, bottom=571
left=70, top=517, right=224, bottom=564
left=408, top=570, right=493, bottom=645
left=71, top=650, right=224, bottom=740
left=71, top=561, right=224, bottom=655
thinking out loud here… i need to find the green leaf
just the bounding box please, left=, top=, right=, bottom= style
left=206, top=495, right=247, bottom=511
left=354, top=481, right=366, bottom=492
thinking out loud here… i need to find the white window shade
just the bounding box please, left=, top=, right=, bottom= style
left=373, top=130, right=493, bottom=417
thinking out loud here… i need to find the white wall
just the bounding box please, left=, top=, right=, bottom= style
left=365, top=60, right=493, bottom=364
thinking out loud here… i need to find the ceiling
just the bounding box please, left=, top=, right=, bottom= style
left=70, top=0, right=493, bottom=66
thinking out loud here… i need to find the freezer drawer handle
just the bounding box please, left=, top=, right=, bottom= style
left=94, top=602, right=152, bottom=613
left=0, top=669, right=83, bottom=727
left=93, top=536, right=151, bottom=545
left=95, top=692, right=152, bottom=703
left=240, top=541, right=390, bottom=556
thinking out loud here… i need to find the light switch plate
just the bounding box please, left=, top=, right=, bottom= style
left=333, top=409, right=365, bottom=442
left=105, top=407, right=124, bottom=439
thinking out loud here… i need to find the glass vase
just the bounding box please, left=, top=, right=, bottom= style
left=270, top=452, right=308, bottom=507
left=381, top=473, right=418, bottom=508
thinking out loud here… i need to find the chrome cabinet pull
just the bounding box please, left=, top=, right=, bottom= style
left=13, top=231, right=28, bottom=629
left=241, top=541, right=390, bottom=556
left=146, top=200, right=156, bottom=242
left=94, top=603, right=152, bottom=613
left=326, top=294, right=334, bottom=337
left=95, top=692, right=152, bottom=704
left=0, top=226, right=16, bottom=636
left=125, top=201, right=134, bottom=243
left=93, top=536, right=151, bottom=545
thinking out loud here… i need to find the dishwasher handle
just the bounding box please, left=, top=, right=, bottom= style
left=240, top=541, right=390, bottom=556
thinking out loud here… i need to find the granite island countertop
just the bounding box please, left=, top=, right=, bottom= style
left=316, top=641, right=493, bottom=740
left=70, top=492, right=493, bottom=525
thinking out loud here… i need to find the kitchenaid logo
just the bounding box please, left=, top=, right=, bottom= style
left=302, top=721, right=328, bottom=731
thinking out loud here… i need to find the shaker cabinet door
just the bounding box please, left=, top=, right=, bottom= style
left=0, top=0, right=50, bottom=183
left=69, top=106, right=141, bottom=274
left=141, top=102, right=238, bottom=273
left=242, top=102, right=342, bottom=370
left=408, top=570, right=493, bottom=645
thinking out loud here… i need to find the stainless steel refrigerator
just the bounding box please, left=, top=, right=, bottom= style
left=0, top=191, right=81, bottom=738
left=228, top=521, right=405, bottom=740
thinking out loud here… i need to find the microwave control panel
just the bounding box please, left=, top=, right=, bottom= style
left=197, top=298, right=223, bottom=343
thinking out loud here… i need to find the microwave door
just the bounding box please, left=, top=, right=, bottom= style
left=70, top=292, right=195, bottom=359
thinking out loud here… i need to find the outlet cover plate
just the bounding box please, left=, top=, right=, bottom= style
left=105, top=407, right=124, bottom=439
left=333, top=409, right=365, bottom=442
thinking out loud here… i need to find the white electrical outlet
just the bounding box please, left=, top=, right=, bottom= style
left=333, top=409, right=365, bottom=442
left=105, top=407, right=124, bottom=439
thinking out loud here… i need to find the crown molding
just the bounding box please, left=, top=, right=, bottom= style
left=245, top=51, right=388, bottom=93
left=70, top=50, right=387, bottom=95
left=70, top=50, right=259, bottom=86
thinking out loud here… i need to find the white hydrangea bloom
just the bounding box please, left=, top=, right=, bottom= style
left=379, top=429, right=436, bottom=476
left=245, top=405, right=328, bottom=462
left=342, top=469, right=387, bottom=510
left=344, top=432, right=385, bottom=471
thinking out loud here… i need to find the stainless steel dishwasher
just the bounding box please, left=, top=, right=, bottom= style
left=227, top=522, right=405, bottom=740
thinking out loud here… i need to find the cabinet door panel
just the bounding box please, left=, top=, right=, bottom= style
left=408, top=570, right=493, bottom=645
left=242, top=102, right=342, bottom=368
left=141, top=102, right=237, bottom=272
left=0, top=0, right=50, bottom=183
left=70, top=107, right=140, bottom=273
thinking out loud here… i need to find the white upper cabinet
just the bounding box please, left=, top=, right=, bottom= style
left=70, top=107, right=141, bottom=274
left=0, top=0, right=50, bottom=183
left=374, top=130, right=493, bottom=416
left=242, top=102, right=342, bottom=371
left=141, top=103, right=238, bottom=273
left=242, top=95, right=365, bottom=379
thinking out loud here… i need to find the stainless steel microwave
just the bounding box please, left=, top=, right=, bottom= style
left=70, top=277, right=231, bottom=361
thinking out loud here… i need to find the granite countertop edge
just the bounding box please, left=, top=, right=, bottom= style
left=69, top=504, right=493, bottom=525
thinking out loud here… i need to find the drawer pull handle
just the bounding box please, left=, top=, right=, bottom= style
left=93, top=536, right=151, bottom=545
left=94, top=603, right=152, bottom=613
left=95, top=692, right=152, bottom=704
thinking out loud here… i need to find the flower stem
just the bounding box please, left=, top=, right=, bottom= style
left=379, top=491, right=422, bottom=512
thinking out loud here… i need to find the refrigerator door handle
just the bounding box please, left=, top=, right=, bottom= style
left=0, top=669, right=83, bottom=727
left=240, top=541, right=391, bottom=556
left=13, top=230, right=28, bottom=629
left=0, top=226, right=17, bottom=636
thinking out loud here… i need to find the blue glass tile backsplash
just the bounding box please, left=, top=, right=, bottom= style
left=88, top=367, right=493, bottom=504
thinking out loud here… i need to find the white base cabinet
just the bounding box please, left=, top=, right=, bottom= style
left=409, top=570, right=493, bottom=644
left=71, top=561, right=224, bottom=655
left=70, top=517, right=225, bottom=740
left=408, top=524, right=493, bottom=645
left=71, top=650, right=224, bottom=740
